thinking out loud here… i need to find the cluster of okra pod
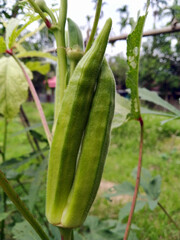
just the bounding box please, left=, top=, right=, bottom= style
left=35, top=0, right=116, bottom=229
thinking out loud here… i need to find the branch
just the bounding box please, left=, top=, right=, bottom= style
left=123, top=117, right=144, bottom=240
left=109, top=23, right=180, bottom=43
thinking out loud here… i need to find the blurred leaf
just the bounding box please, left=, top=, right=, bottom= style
left=5, top=18, right=20, bottom=48
left=141, top=107, right=175, bottom=118
left=16, top=51, right=57, bottom=62
left=126, top=9, right=148, bottom=119
left=132, top=167, right=161, bottom=201
left=118, top=201, right=146, bottom=222
left=28, top=158, right=47, bottom=212
left=0, top=211, right=12, bottom=221
left=12, top=221, right=41, bottom=240
left=111, top=223, right=140, bottom=239
left=147, top=199, right=158, bottom=210
left=139, top=88, right=180, bottom=116
left=0, top=147, right=49, bottom=172
left=26, top=61, right=50, bottom=75
left=112, top=93, right=131, bottom=129
left=0, top=37, right=6, bottom=54
left=104, top=182, right=134, bottom=200
left=29, top=130, right=48, bottom=144
left=0, top=56, right=32, bottom=119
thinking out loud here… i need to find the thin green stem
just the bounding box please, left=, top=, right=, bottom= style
left=59, top=227, right=73, bottom=240
left=158, top=202, right=180, bottom=231
left=11, top=54, right=52, bottom=145
left=124, top=117, right=144, bottom=240
left=85, top=0, right=102, bottom=52
left=0, top=170, right=50, bottom=240
left=53, top=0, right=68, bottom=124
left=1, top=118, right=8, bottom=240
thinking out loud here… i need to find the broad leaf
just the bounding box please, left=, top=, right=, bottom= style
left=104, top=181, right=135, bottom=200
left=118, top=200, right=146, bottom=222
left=112, top=93, right=131, bottom=129
left=132, top=168, right=161, bottom=201
left=0, top=37, right=6, bottom=54
left=139, top=88, right=180, bottom=116
left=0, top=56, right=32, bottom=119
left=16, top=51, right=57, bottom=62
left=126, top=7, right=148, bottom=119
left=26, top=61, right=50, bottom=75
left=12, top=221, right=41, bottom=240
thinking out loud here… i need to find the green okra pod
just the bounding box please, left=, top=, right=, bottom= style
left=46, top=19, right=112, bottom=225
left=61, top=59, right=115, bottom=228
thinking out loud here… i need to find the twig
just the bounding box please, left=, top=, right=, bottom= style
left=123, top=117, right=144, bottom=240
left=158, top=202, right=180, bottom=231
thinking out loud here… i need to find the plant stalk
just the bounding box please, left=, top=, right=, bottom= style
left=85, top=0, right=103, bottom=52
left=0, top=118, right=8, bottom=240
left=53, top=0, right=68, bottom=125
left=123, top=117, right=144, bottom=240
left=11, top=54, right=52, bottom=145
left=59, top=227, right=73, bottom=240
left=0, top=170, right=50, bottom=240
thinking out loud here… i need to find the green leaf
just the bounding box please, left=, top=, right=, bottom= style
left=26, top=61, right=50, bottom=75
left=132, top=168, right=161, bottom=201
left=112, top=93, right=131, bottom=129
left=16, top=51, right=57, bottom=62
left=15, top=15, right=42, bottom=43
left=0, top=56, right=32, bottom=119
left=118, top=200, right=146, bottom=222
left=12, top=221, right=41, bottom=240
left=0, top=37, right=7, bottom=54
left=28, top=158, right=47, bottom=212
left=104, top=182, right=135, bottom=200
left=126, top=10, right=148, bottom=119
left=5, top=18, right=20, bottom=49
left=139, top=88, right=180, bottom=116
left=0, top=211, right=12, bottom=221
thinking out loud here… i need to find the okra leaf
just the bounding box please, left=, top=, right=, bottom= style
left=28, top=158, right=47, bottom=212
left=26, top=61, right=50, bottom=75
left=112, top=93, right=131, bottom=129
left=126, top=2, right=149, bottom=120
left=16, top=50, right=57, bottom=62
left=104, top=181, right=135, bottom=200
left=0, top=37, right=7, bottom=54
left=118, top=200, right=146, bottom=222
left=5, top=18, right=20, bottom=49
left=132, top=167, right=161, bottom=201
left=139, top=87, right=180, bottom=116
left=0, top=56, right=32, bottom=119
left=12, top=221, right=42, bottom=240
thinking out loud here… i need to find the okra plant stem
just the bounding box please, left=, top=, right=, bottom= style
left=85, top=0, right=102, bottom=52
left=54, top=0, right=68, bottom=124
left=59, top=227, right=73, bottom=240
left=0, top=170, right=50, bottom=240
left=124, top=117, right=144, bottom=240
left=0, top=118, right=8, bottom=240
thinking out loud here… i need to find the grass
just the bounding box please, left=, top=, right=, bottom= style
left=0, top=102, right=180, bottom=239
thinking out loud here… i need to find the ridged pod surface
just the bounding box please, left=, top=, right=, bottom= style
left=61, top=60, right=115, bottom=228
left=46, top=19, right=112, bottom=225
